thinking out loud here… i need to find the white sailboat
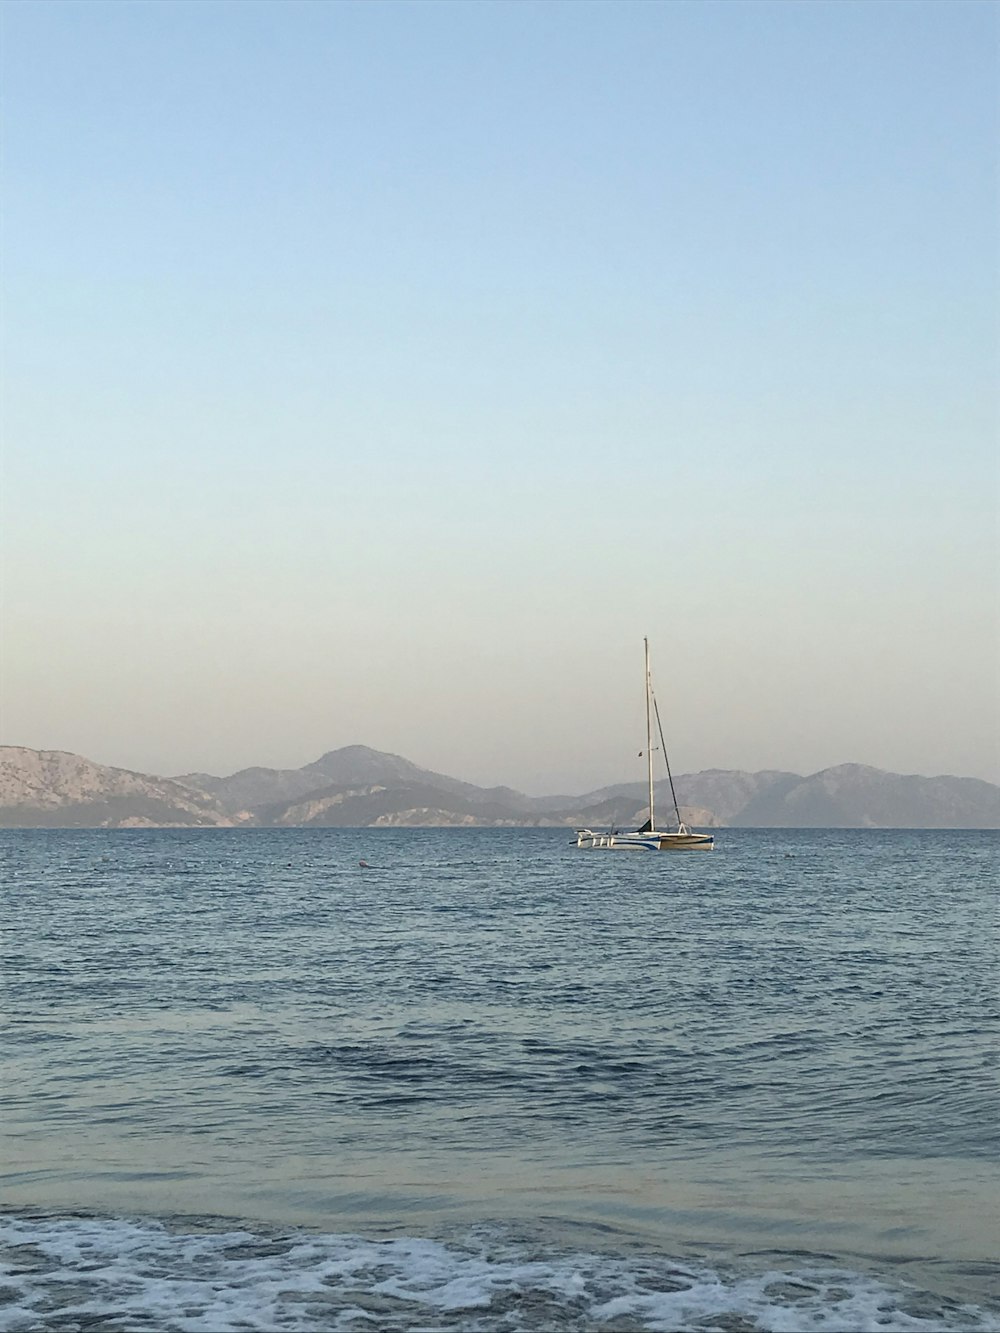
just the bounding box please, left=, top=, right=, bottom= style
left=575, top=639, right=714, bottom=851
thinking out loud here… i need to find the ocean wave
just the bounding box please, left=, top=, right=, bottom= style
left=2, top=1212, right=998, bottom=1333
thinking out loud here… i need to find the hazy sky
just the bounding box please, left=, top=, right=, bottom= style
left=2, top=0, right=997, bottom=793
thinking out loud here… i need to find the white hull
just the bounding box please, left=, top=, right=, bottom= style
left=575, top=828, right=714, bottom=851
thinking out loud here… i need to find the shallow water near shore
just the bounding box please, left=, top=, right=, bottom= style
left=2, top=826, right=998, bottom=1330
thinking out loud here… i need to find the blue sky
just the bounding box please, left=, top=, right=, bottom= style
left=2, top=0, right=997, bottom=790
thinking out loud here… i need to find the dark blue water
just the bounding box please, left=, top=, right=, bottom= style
left=2, top=828, right=998, bottom=1331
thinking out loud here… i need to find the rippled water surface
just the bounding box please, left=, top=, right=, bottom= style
left=2, top=827, right=998, bottom=1331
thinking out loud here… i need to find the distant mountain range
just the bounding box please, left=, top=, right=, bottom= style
left=1, top=744, right=997, bottom=829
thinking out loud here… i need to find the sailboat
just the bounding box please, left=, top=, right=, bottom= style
left=575, top=639, right=715, bottom=851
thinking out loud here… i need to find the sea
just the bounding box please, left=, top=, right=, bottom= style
left=2, top=826, right=998, bottom=1333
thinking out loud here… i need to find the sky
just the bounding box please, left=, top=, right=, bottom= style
left=1, top=0, right=997, bottom=794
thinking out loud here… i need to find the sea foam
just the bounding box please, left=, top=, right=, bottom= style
left=2, top=1212, right=998, bottom=1333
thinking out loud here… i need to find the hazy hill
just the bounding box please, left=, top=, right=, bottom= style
left=732, top=764, right=1000, bottom=828
left=179, top=744, right=536, bottom=817
left=2, top=745, right=997, bottom=829
left=257, top=777, right=715, bottom=830
left=543, top=792, right=719, bottom=830
left=0, top=747, right=234, bottom=828
left=263, top=781, right=546, bottom=828
left=580, top=769, right=798, bottom=823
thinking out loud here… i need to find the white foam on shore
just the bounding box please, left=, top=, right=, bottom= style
left=1, top=1212, right=997, bottom=1333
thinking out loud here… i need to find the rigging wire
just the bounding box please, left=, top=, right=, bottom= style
left=651, top=689, right=683, bottom=828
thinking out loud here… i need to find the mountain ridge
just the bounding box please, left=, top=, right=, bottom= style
left=1, top=745, right=997, bottom=829
left=0, top=747, right=236, bottom=828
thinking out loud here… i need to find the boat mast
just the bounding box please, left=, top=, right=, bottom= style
left=644, top=636, right=655, bottom=830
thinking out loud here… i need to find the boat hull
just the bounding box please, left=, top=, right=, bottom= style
left=656, top=833, right=714, bottom=850
left=575, top=829, right=714, bottom=851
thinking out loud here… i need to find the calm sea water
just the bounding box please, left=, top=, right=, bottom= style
left=2, top=827, right=998, bottom=1332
